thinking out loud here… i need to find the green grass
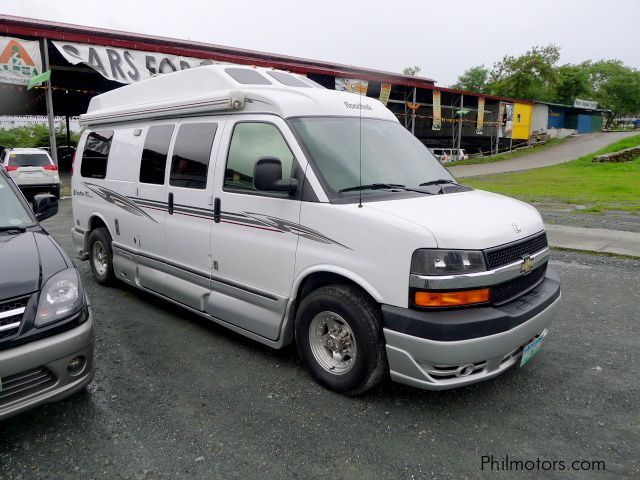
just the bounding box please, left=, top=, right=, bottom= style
left=446, top=138, right=567, bottom=166
left=464, top=135, right=640, bottom=213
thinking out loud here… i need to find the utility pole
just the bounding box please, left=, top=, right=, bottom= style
left=41, top=38, right=58, bottom=166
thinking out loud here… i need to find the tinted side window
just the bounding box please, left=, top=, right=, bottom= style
left=139, top=125, right=174, bottom=184
left=81, top=130, right=113, bottom=179
left=224, top=123, right=294, bottom=192
left=169, top=123, right=217, bottom=189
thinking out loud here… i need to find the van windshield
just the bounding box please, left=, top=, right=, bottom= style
left=289, top=117, right=454, bottom=197
left=0, top=174, right=35, bottom=229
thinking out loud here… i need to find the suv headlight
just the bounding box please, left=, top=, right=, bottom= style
left=35, top=268, right=84, bottom=327
left=411, top=249, right=486, bottom=276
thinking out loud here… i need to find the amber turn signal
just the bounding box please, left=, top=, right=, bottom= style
left=414, top=288, right=490, bottom=307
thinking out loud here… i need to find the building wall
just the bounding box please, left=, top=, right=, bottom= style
left=512, top=103, right=533, bottom=139
left=532, top=104, right=549, bottom=133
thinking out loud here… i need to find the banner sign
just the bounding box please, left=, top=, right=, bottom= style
left=52, top=40, right=217, bottom=84
left=573, top=98, right=598, bottom=110
left=476, top=97, right=485, bottom=134
left=335, top=77, right=368, bottom=95
left=432, top=90, right=441, bottom=130
left=497, top=102, right=505, bottom=137
left=378, top=83, right=392, bottom=106
left=0, top=36, right=43, bottom=86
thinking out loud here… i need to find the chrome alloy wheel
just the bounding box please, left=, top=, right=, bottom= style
left=92, top=240, right=108, bottom=276
left=309, top=311, right=358, bottom=375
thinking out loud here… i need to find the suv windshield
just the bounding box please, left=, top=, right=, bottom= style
left=0, top=174, right=35, bottom=229
left=290, top=117, right=454, bottom=197
left=7, top=152, right=51, bottom=167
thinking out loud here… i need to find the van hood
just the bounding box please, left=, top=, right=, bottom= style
left=0, top=231, right=69, bottom=301
left=365, top=190, right=545, bottom=250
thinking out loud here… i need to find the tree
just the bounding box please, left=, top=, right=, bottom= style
left=488, top=45, right=560, bottom=101
left=586, top=60, right=640, bottom=127
left=402, top=65, right=422, bottom=76
left=451, top=65, right=490, bottom=93
left=553, top=64, right=593, bottom=105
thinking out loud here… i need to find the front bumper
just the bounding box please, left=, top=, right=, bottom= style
left=383, top=268, right=561, bottom=390
left=0, top=310, right=95, bottom=420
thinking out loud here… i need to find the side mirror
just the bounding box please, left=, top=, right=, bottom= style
left=33, top=193, right=58, bottom=222
left=253, top=157, right=298, bottom=194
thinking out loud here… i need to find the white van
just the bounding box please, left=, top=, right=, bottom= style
left=72, top=66, right=560, bottom=395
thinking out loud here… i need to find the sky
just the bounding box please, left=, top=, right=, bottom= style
left=2, top=0, right=639, bottom=86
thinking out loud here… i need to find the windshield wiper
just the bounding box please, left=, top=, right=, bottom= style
left=339, top=183, right=406, bottom=193
left=419, top=179, right=460, bottom=187
left=0, top=226, right=27, bottom=233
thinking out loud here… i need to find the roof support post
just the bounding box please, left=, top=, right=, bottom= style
left=456, top=94, right=464, bottom=160
left=411, top=87, right=417, bottom=135
left=41, top=38, right=58, bottom=166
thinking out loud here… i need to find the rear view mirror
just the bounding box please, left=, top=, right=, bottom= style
left=33, top=193, right=58, bottom=222
left=253, top=157, right=298, bottom=194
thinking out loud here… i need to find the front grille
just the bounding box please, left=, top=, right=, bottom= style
left=0, top=367, right=56, bottom=406
left=0, top=295, right=30, bottom=340
left=492, top=264, right=547, bottom=305
left=485, top=232, right=548, bottom=269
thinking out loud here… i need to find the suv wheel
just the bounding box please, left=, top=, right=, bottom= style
left=88, top=227, right=116, bottom=285
left=51, top=185, right=60, bottom=198
left=295, top=284, right=388, bottom=395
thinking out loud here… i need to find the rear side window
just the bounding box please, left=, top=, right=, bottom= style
left=7, top=153, right=51, bottom=167
left=139, top=125, right=174, bottom=184
left=224, top=122, right=294, bottom=192
left=81, top=130, right=113, bottom=179
left=169, top=123, right=217, bottom=189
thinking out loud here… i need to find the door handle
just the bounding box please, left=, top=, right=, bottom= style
left=213, top=197, right=221, bottom=223
left=168, top=192, right=174, bottom=215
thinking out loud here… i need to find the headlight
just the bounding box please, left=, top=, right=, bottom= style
left=35, top=268, right=84, bottom=327
left=411, top=249, right=486, bottom=275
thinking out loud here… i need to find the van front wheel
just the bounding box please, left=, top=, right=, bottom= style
left=88, top=227, right=116, bottom=285
left=295, top=284, right=388, bottom=396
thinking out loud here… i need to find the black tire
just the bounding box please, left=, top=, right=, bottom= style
left=51, top=186, right=60, bottom=199
left=88, top=227, right=116, bottom=285
left=295, top=284, right=388, bottom=396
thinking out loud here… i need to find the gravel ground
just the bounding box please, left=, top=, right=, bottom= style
left=540, top=209, right=640, bottom=234
left=1, top=200, right=638, bottom=480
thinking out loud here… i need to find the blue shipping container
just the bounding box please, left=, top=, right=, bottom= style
left=548, top=108, right=565, bottom=129
left=577, top=114, right=592, bottom=134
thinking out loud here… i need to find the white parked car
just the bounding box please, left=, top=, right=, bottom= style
left=71, top=66, right=560, bottom=395
left=0, top=148, right=61, bottom=198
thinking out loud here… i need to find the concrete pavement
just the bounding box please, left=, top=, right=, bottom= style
left=547, top=224, right=640, bottom=257
left=450, top=131, right=638, bottom=178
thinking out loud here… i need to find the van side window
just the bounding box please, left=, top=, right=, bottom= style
left=81, top=130, right=113, bottom=179
left=224, top=123, right=294, bottom=192
left=139, top=125, right=174, bottom=185
left=169, top=123, right=217, bottom=189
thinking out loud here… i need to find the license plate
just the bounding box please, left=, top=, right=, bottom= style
left=23, top=171, right=41, bottom=177
left=520, top=328, right=548, bottom=367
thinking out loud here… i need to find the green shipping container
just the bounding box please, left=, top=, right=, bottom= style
left=591, top=115, right=603, bottom=132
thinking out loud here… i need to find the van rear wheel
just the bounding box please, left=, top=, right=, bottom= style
left=295, top=284, right=388, bottom=396
left=88, top=227, right=116, bottom=286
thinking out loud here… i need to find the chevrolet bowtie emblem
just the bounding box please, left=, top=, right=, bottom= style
left=521, top=255, right=535, bottom=273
